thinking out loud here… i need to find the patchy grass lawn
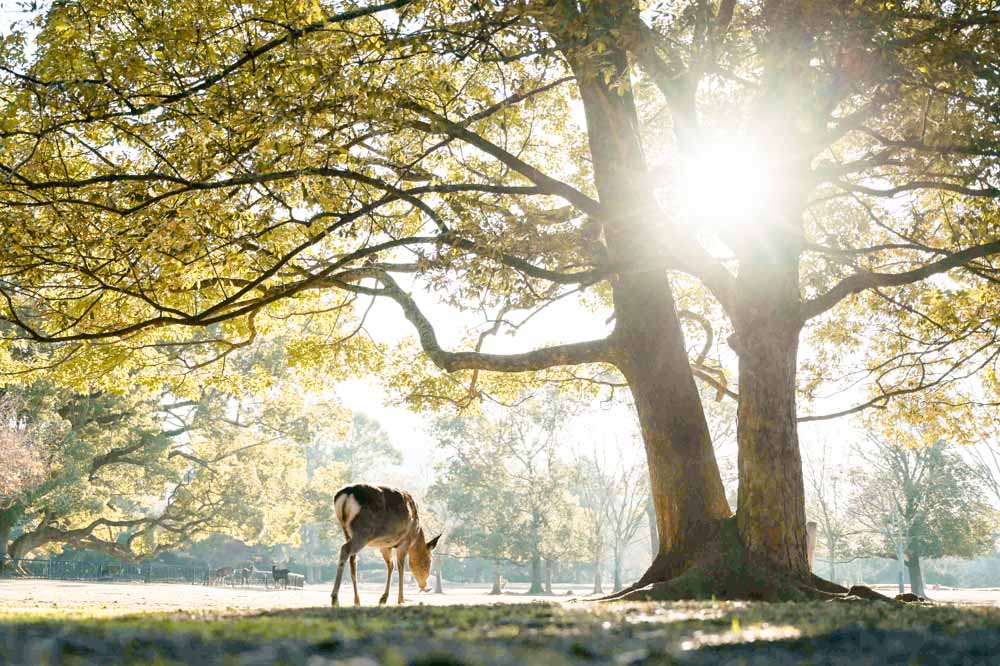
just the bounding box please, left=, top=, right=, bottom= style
left=4, top=600, right=1000, bottom=665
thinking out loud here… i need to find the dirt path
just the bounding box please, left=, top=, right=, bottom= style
left=3, top=579, right=999, bottom=619
left=0, top=579, right=584, bottom=616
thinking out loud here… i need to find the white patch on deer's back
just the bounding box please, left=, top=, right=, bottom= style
left=334, top=493, right=362, bottom=539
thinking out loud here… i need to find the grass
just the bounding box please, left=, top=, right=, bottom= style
left=3, top=600, right=1000, bottom=664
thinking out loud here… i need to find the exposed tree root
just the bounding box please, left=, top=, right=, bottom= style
left=601, top=518, right=910, bottom=604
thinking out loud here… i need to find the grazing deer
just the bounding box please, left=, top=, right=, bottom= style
left=271, top=564, right=290, bottom=589
left=331, top=484, right=440, bottom=607
left=207, top=566, right=233, bottom=586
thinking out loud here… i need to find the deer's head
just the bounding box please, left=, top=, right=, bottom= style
left=408, top=532, right=441, bottom=591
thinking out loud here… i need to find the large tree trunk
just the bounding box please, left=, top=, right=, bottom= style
left=544, top=558, right=553, bottom=595
left=616, top=276, right=732, bottom=584
left=592, top=557, right=603, bottom=595
left=734, top=257, right=810, bottom=576
left=906, top=554, right=926, bottom=598
left=564, top=15, right=844, bottom=602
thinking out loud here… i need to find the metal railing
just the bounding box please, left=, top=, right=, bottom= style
left=1, top=557, right=305, bottom=589
left=1, top=557, right=207, bottom=583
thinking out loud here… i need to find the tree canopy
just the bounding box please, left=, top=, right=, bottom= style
left=0, top=0, right=998, bottom=599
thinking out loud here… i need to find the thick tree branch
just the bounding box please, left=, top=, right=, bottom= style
left=336, top=270, right=616, bottom=373
left=801, top=241, right=1000, bottom=321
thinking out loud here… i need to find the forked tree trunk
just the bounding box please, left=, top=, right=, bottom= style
left=906, top=555, right=925, bottom=598
left=566, top=26, right=836, bottom=602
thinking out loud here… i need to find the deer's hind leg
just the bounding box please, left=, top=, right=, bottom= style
left=349, top=554, right=360, bottom=607
left=378, top=548, right=394, bottom=606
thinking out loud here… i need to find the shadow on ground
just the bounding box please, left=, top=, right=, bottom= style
left=3, top=601, right=1000, bottom=664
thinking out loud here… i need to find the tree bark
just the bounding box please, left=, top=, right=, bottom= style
left=528, top=547, right=544, bottom=594
left=544, top=558, right=553, bottom=595
left=616, top=276, right=732, bottom=582
left=490, top=560, right=502, bottom=595
left=733, top=230, right=810, bottom=576
left=906, top=554, right=925, bottom=598
left=592, top=557, right=603, bottom=595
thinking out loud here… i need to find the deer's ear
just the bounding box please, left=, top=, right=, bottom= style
left=426, top=534, right=442, bottom=550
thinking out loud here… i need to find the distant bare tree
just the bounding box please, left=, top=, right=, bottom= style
left=966, top=425, right=1000, bottom=508
left=804, top=443, right=854, bottom=583
left=574, top=441, right=648, bottom=594
left=849, top=436, right=995, bottom=597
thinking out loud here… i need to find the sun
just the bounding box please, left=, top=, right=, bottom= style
left=677, top=136, right=779, bottom=227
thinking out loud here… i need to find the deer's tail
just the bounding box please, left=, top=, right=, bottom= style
left=333, top=489, right=362, bottom=538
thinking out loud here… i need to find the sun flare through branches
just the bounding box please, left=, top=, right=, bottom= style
left=678, top=136, right=780, bottom=228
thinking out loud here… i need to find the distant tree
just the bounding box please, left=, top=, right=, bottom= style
left=849, top=437, right=996, bottom=597
left=966, top=426, right=1000, bottom=510
left=432, top=395, right=575, bottom=594
left=804, top=443, right=854, bottom=582
left=1, top=341, right=353, bottom=567
left=573, top=455, right=610, bottom=595
left=316, top=412, right=401, bottom=482
left=431, top=415, right=529, bottom=594
left=573, top=446, right=648, bottom=593
left=0, top=395, right=46, bottom=561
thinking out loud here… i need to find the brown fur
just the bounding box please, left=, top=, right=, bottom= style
left=330, top=484, right=440, bottom=607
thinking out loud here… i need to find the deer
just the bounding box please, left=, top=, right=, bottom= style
left=206, top=566, right=233, bottom=586
left=331, top=484, right=440, bottom=607
left=271, top=564, right=290, bottom=589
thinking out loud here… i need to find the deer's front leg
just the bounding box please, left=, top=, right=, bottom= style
left=379, top=548, right=393, bottom=606
left=396, top=548, right=407, bottom=605
left=331, top=541, right=352, bottom=607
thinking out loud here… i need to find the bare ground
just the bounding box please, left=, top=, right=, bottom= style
left=0, top=578, right=586, bottom=616
left=4, top=579, right=1000, bottom=664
